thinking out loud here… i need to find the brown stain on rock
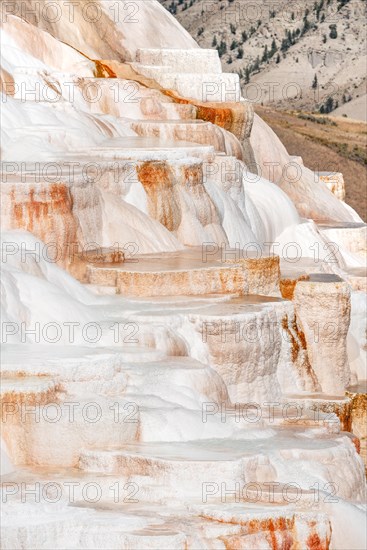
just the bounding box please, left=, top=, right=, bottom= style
left=1, top=67, right=16, bottom=95
left=183, top=164, right=202, bottom=188
left=347, top=392, right=367, bottom=419
left=137, top=161, right=181, bottom=232
left=11, top=183, right=72, bottom=228
left=306, top=531, right=330, bottom=550
left=262, top=517, right=293, bottom=550
left=345, top=390, right=367, bottom=468
left=282, top=315, right=301, bottom=365
left=137, top=161, right=172, bottom=190
left=163, top=90, right=252, bottom=141
left=280, top=279, right=297, bottom=301
left=215, top=516, right=296, bottom=550
left=339, top=406, right=352, bottom=432
left=351, top=434, right=361, bottom=454
left=0, top=386, right=57, bottom=409
left=217, top=516, right=331, bottom=550
left=280, top=275, right=310, bottom=300
left=294, top=318, right=308, bottom=352
left=94, top=60, right=117, bottom=78
left=114, top=265, right=245, bottom=298
left=281, top=313, right=320, bottom=392
left=223, top=255, right=280, bottom=295
left=8, top=182, right=77, bottom=266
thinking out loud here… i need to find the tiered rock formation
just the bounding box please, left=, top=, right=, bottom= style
left=0, top=2, right=366, bottom=549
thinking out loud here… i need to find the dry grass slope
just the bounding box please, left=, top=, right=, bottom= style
left=256, top=105, right=367, bottom=219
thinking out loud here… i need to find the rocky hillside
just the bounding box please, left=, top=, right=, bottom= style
left=159, top=0, right=367, bottom=118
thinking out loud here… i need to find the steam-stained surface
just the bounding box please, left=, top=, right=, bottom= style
left=0, top=2, right=366, bottom=549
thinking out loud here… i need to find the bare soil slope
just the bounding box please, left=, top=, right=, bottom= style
left=256, top=106, right=367, bottom=219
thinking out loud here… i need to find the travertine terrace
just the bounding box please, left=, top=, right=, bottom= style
left=0, top=2, right=366, bottom=549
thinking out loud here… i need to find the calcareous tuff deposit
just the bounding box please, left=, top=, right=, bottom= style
left=0, top=2, right=366, bottom=549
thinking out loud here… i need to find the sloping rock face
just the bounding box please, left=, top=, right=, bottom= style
left=0, top=2, right=366, bottom=550
left=1, top=0, right=198, bottom=61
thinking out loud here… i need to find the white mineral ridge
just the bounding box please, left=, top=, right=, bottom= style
left=0, top=15, right=95, bottom=75
left=2, top=0, right=198, bottom=61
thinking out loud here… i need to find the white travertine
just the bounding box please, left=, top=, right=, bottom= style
left=1, top=2, right=366, bottom=549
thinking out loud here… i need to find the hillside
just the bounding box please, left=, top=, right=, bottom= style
left=159, top=0, right=367, bottom=118
left=255, top=106, right=367, bottom=218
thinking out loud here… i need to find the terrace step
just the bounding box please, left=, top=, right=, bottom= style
left=127, top=294, right=316, bottom=402
left=59, top=136, right=216, bottom=163
left=318, top=221, right=367, bottom=260
left=130, top=119, right=240, bottom=155
left=69, top=247, right=125, bottom=282
left=0, top=489, right=333, bottom=550
left=317, top=172, right=345, bottom=201
left=86, top=248, right=280, bottom=298
left=1, top=393, right=139, bottom=467
left=0, top=376, right=57, bottom=406
left=75, top=76, right=197, bottom=120
left=136, top=72, right=242, bottom=103
left=341, top=266, right=367, bottom=291
left=78, top=431, right=364, bottom=503
left=1, top=347, right=252, bottom=463
left=159, top=102, right=198, bottom=120
left=135, top=48, right=222, bottom=74
left=0, top=345, right=166, bottom=399
left=279, top=260, right=331, bottom=300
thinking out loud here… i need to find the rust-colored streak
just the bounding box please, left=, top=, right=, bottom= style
left=281, top=313, right=320, bottom=392
left=306, top=532, right=329, bottom=550
left=11, top=184, right=71, bottom=230
left=280, top=275, right=309, bottom=300
left=9, top=183, right=76, bottom=266
left=183, top=164, right=202, bottom=188
left=137, top=161, right=181, bottom=232
left=282, top=315, right=300, bottom=363
left=351, top=435, right=361, bottom=454
left=293, top=318, right=307, bottom=351
left=163, top=90, right=243, bottom=137
left=93, top=60, right=117, bottom=78
left=196, top=105, right=234, bottom=130
left=216, top=516, right=295, bottom=550
left=137, top=162, right=171, bottom=189
left=280, top=279, right=298, bottom=301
